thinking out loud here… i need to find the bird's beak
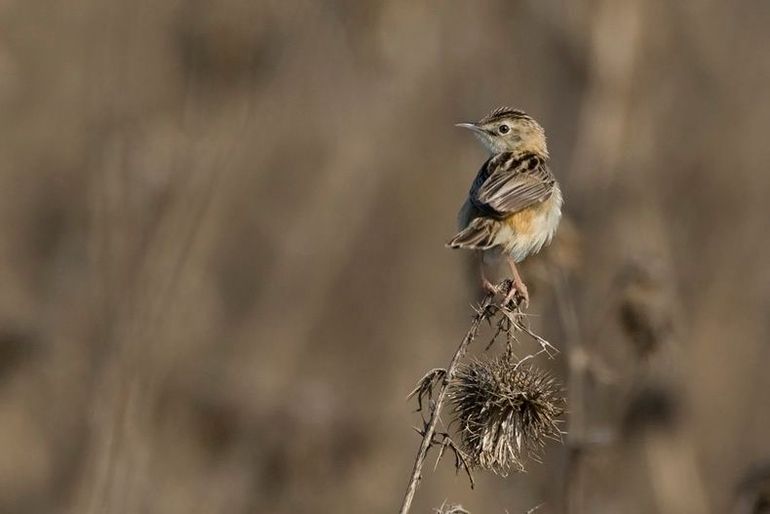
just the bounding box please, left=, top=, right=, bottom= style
left=455, top=122, right=483, bottom=133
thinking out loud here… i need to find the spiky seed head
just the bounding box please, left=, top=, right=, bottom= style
left=450, top=356, right=565, bottom=474
left=456, top=106, right=548, bottom=157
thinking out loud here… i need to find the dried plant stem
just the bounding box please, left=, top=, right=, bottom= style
left=398, top=291, right=497, bottom=514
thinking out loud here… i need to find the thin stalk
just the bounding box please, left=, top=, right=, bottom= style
left=397, top=291, right=497, bottom=514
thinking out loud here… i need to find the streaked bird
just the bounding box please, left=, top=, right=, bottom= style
left=448, top=107, right=562, bottom=307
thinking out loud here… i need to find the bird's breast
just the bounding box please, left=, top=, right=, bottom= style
left=496, top=185, right=563, bottom=262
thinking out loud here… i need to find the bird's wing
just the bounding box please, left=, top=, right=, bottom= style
left=447, top=216, right=498, bottom=250
left=471, top=153, right=555, bottom=216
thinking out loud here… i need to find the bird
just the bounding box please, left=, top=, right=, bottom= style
left=447, top=107, right=562, bottom=308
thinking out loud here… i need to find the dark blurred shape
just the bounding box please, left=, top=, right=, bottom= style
left=0, top=326, right=37, bottom=383
left=617, top=258, right=675, bottom=358
left=621, top=385, right=679, bottom=437
left=734, top=463, right=770, bottom=514
left=176, top=1, right=279, bottom=86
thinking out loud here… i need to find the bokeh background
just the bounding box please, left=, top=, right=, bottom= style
left=2, top=1, right=770, bottom=513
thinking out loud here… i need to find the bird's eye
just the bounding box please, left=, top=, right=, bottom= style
left=498, top=124, right=510, bottom=134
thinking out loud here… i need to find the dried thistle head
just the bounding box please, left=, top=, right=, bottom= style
left=450, top=356, right=565, bottom=474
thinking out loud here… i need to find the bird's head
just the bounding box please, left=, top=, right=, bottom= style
left=456, top=107, right=548, bottom=157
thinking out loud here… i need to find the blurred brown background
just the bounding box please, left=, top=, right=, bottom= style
left=2, top=1, right=770, bottom=513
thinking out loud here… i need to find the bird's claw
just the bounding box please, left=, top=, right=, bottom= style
left=481, top=278, right=530, bottom=309
left=503, top=281, right=529, bottom=309
left=482, top=278, right=500, bottom=295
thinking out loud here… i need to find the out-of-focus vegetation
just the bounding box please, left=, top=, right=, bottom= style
left=1, top=1, right=770, bottom=513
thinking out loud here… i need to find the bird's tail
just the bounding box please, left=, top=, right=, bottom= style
left=446, top=217, right=499, bottom=250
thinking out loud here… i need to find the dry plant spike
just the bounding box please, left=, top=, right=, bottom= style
left=399, top=281, right=562, bottom=514
left=503, top=308, right=559, bottom=358
left=483, top=282, right=559, bottom=358
left=485, top=310, right=515, bottom=352
left=434, top=501, right=471, bottom=514
left=408, top=368, right=447, bottom=413
left=431, top=431, right=476, bottom=488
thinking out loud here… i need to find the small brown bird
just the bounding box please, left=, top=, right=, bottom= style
left=448, top=107, right=562, bottom=307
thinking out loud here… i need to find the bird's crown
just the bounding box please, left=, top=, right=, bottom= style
left=478, top=106, right=532, bottom=124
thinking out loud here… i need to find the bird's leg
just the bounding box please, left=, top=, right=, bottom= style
left=479, top=252, right=498, bottom=294
left=505, top=256, right=529, bottom=308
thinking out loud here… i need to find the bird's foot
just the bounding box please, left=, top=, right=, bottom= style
left=502, top=279, right=529, bottom=309
left=482, top=277, right=500, bottom=295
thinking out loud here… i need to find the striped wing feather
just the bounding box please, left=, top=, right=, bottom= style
left=447, top=216, right=497, bottom=250
left=474, top=154, right=554, bottom=216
